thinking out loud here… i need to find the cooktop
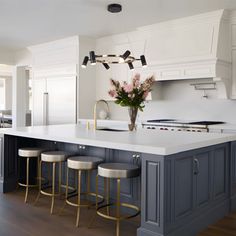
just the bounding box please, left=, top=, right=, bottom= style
left=146, top=119, right=224, bottom=126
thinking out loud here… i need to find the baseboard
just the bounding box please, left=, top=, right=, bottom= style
left=137, top=227, right=163, bottom=236
left=230, top=195, right=236, bottom=211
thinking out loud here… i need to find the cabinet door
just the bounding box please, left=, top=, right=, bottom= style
left=212, top=145, right=228, bottom=200
left=195, top=152, right=211, bottom=208
left=174, top=155, right=194, bottom=219
left=46, top=76, right=76, bottom=125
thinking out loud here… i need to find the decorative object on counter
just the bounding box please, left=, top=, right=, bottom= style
left=81, top=50, right=147, bottom=70
left=108, top=73, right=155, bottom=131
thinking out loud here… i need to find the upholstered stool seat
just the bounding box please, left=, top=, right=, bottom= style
left=18, top=147, right=43, bottom=203
left=96, top=162, right=141, bottom=236
left=19, top=148, right=42, bottom=158
left=41, top=151, right=67, bottom=162
left=35, top=151, right=67, bottom=214
left=63, top=156, right=104, bottom=227
left=68, top=156, right=103, bottom=170
left=98, top=163, right=140, bottom=179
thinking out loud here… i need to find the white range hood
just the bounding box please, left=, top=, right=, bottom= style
left=136, top=9, right=232, bottom=99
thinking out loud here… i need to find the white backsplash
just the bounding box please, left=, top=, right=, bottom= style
left=107, top=79, right=236, bottom=123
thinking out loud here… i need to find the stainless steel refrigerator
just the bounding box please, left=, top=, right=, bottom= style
left=32, top=75, right=77, bottom=126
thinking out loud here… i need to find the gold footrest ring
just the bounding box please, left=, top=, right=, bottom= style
left=97, top=203, right=140, bottom=221
left=66, top=192, right=104, bottom=208
left=41, top=184, right=76, bottom=193
left=18, top=182, right=38, bottom=188
left=40, top=185, right=76, bottom=197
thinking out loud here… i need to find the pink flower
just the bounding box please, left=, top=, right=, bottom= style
left=123, top=84, right=133, bottom=93
left=143, top=91, right=149, bottom=99
left=133, top=73, right=140, bottom=88
left=108, top=89, right=117, bottom=98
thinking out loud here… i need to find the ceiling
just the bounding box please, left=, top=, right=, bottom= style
left=1, top=0, right=236, bottom=51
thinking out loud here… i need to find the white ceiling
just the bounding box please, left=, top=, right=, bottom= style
left=1, top=0, right=236, bottom=51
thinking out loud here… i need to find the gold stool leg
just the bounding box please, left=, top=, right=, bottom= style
left=24, top=157, right=30, bottom=203
left=37, top=156, right=40, bottom=185
left=59, top=162, right=62, bottom=196
left=107, top=178, right=110, bottom=215
left=59, top=165, right=69, bottom=215
left=87, top=170, right=91, bottom=209
left=88, top=174, right=99, bottom=228
left=50, top=162, right=56, bottom=214
left=34, top=160, right=42, bottom=205
left=116, top=179, right=121, bottom=236
left=95, top=174, right=99, bottom=210
left=76, top=170, right=82, bottom=227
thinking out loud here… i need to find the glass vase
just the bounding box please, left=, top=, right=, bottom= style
left=128, top=107, right=138, bottom=131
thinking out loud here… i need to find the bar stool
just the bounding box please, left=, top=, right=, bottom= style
left=63, top=156, right=104, bottom=227
left=96, top=163, right=140, bottom=236
left=18, top=148, right=42, bottom=203
left=35, top=151, right=67, bottom=214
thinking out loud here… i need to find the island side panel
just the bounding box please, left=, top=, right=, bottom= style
left=230, top=141, right=236, bottom=210
left=0, top=134, right=3, bottom=192
left=137, top=153, right=165, bottom=236
left=138, top=143, right=230, bottom=236
left=2, top=135, right=18, bottom=192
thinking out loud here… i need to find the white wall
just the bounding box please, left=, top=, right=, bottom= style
left=14, top=49, right=32, bottom=66
left=107, top=78, right=236, bottom=123
left=0, top=80, right=4, bottom=109
left=0, top=49, right=15, bottom=65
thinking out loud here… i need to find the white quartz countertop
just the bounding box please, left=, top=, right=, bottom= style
left=209, top=123, right=236, bottom=132
left=1, top=124, right=236, bottom=156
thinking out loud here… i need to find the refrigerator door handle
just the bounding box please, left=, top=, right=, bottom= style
left=43, top=92, right=49, bottom=125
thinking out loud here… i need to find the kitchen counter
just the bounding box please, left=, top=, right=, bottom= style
left=209, top=123, right=236, bottom=133
left=1, top=124, right=236, bottom=155
left=1, top=124, right=236, bottom=236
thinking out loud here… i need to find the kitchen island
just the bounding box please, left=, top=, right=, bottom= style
left=1, top=124, right=236, bottom=236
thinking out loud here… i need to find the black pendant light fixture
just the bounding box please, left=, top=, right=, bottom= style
left=81, top=51, right=147, bottom=71
left=81, top=4, right=147, bottom=71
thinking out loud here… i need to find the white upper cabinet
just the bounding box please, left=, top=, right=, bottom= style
left=95, top=9, right=236, bottom=100
left=230, top=13, right=236, bottom=99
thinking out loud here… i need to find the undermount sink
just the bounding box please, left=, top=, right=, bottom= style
left=96, top=127, right=128, bottom=132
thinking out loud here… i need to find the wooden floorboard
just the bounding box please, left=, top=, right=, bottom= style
left=0, top=189, right=139, bottom=236
left=198, top=212, right=236, bottom=236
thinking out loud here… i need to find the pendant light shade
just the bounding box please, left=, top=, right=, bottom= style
left=89, top=51, right=96, bottom=65
left=81, top=56, right=89, bottom=68
left=102, top=63, right=110, bottom=70
left=122, top=50, right=131, bottom=60
left=140, top=55, right=147, bottom=68
left=128, top=62, right=134, bottom=71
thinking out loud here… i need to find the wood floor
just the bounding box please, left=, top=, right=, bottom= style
left=198, top=212, right=236, bottom=236
left=0, top=189, right=139, bottom=236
